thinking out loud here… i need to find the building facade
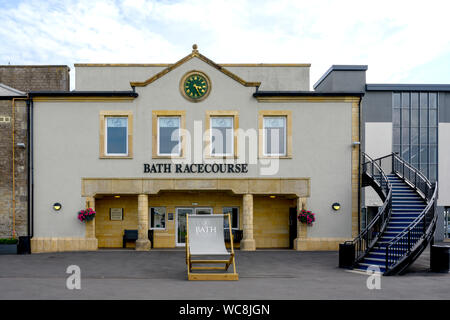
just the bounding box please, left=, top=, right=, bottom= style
left=314, top=66, right=450, bottom=241
left=29, top=46, right=361, bottom=252
left=0, top=66, right=70, bottom=239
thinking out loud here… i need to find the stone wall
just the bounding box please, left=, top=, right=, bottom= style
left=0, top=65, right=70, bottom=238
left=0, top=66, right=70, bottom=92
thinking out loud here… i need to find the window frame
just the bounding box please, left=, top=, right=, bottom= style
left=152, top=110, right=186, bottom=159
left=205, top=110, right=239, bottom=158
left=210, top=116, right=234, bottom=157
left=99, top=111, right=133, bottom=159
left=258, top=110, right=292, bottom=158
left=157, top=116, right=181, bottom=157
left=223, top=207, right=239, bottom=230
left=149, top=207, right=166, bottom=230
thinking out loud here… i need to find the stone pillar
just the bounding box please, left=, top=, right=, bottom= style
left=240, top=193, right=256, bottom=251
left=85, top=196, right=98, bottom=251
left=293, top=197, right=307, bottom=251
left=136, top=194, right=151, bottom=251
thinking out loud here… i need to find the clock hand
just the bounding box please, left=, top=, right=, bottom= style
left=193, top=84, right=200, bottom=94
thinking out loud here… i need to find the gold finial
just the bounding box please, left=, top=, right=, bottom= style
left=192, top=44, right=198, bottom=52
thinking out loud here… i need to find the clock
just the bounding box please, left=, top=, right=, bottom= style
left=180, top=71, right=211, bottom=102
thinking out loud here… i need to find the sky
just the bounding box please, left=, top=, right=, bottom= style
left=1, top=0, right=450, bottom=90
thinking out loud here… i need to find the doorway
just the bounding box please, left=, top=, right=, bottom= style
left=175, top=207, right=213, bottom=246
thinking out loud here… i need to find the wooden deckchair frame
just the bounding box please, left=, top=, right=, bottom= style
left=186, top=213, right=238, bottom=281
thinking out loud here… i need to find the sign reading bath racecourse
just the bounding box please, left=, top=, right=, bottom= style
left=143, top=163, right=249, bottom=174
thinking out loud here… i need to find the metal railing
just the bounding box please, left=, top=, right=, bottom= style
left=347, top=153, right=392, bottom=263
left=384, top=153, right=438, bottom=275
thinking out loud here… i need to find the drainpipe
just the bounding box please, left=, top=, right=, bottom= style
left=358, top=95, right=362, bottom=234
left=29, top=98, right=34, bottom=238
left=26, top=99, right=30, bottom=238
left=11, top=97, right=27, bottom=238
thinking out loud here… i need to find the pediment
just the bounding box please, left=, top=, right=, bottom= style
left=130, top=45, right=260, bottom=89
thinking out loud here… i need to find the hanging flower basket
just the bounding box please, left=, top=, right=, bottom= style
left=298, top=209, right=315, bottom=226
left=78, top=208, right=96, bottom=222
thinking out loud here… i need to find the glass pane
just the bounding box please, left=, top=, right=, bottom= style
left=393, top=108, right=401, bottom=127
left=402, top=145, right=410, bottom=162
left=264, top=117, right=286, bottom=128
left=151, top=207, right=166, bottom=229
left=401, top=92, right=410, bottom=108
left=402, top=108, right=409, bottom=126
left=420, top=108, right=428, bottom=127
left=420, top=163, right=428, bottom=177
left=411, top=128, right=419, bottom=145
left=211, top=117, right=233, bottom=128
left=429, top=127, right=437, bottom=144
left=420, top=92, right=428, bottom=108
left=232, top=208, right=239, bottom=228
left=429, top=164, right=437, bottom=182
left=429, top=145, right=437, bottom=163
left=411, top=92, right=419, bottom=108
left=159, top=117, right=180, bottom=127
left=410, top=145, right=419, bottom=163
left=159, top=117, right=180, bottom=155
left=223, top=207, right=239, bottom=229
left=420, top=127, right=428, bottom=144
left=264, top=117, right=286, bottom=155
left=420, top=146, right=428, bottom=163
left=211, top=117, right=233, bottom=155
left=393, top=127, right=401, bottom=144
left=402, top=127, right=409, bottom=144
left=429, top=93, right=437, bottom=109
left=106, top=117, right=127, bottom=154
left=195, top=208, right=212, bottom=215
left=393, top=93, right=401, bottom=108
left=177, top=208, right=193, bottom=245
left=411, top=108, right=419, bottom=127
left=429, top=109, right=437, bottom=127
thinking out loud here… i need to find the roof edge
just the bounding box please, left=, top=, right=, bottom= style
left=313, top=65, right=368, bottom=90
left=366, top=84, right=450, bottom=92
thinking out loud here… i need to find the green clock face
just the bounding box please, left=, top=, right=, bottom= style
left=182, top=72, right=210, bottom=101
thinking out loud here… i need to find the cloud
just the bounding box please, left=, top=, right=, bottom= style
left=1, top=0, right=450, bottom=89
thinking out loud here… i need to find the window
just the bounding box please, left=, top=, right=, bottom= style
left=99, top=111, right=133, bottom=158
left=258, top=111, right=292, bottom=158
left=158, top=117, right=181, bottom=156
left=150, top=207, right=166, bottom=230
left=205, top=111, right=239, bottom=158
left=392, top=92, right=438, bottom=182
left=106, top=117, right=128, bottom=155
left=223, top=207, right=239, bottom=230
left=264, top=116, right=286, bottom=156
left=211, top=117, right=234, bottom=156
left=152, top=111, right=185, bottom=158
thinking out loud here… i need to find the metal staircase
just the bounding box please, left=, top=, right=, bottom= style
left=346, top=153, right=438, bottom=275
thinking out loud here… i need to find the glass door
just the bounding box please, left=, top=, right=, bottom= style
left=176, top=208, right=193, bottom=247
left=175, top=207, right=213, bottom=247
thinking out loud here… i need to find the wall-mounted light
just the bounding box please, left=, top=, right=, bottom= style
left=16, top=142, right=26, bottom=148
left=114, top=195, right=120, bottom=199
left=269, top=195, right=276, bottom=199
left=352, top=141, right=360, bottom=148
left=332, top=203, right=341, bottom=211
left=53, top=202, right=62, bottom=211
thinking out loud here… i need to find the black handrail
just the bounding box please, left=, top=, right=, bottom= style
left=384, top=153, right=438, bottom=275
left=346, top=153, right=392, bottom=264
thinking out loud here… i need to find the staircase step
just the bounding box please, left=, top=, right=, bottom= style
left=354, top=264, right=386, bottom=273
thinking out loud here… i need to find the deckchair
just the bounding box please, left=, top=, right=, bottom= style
left=186, top=214, right=238, bottom=281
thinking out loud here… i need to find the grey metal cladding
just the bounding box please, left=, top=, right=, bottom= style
left=362, top=91, right=393, bottom=123
left=439, top=92, right=450, bottom=123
